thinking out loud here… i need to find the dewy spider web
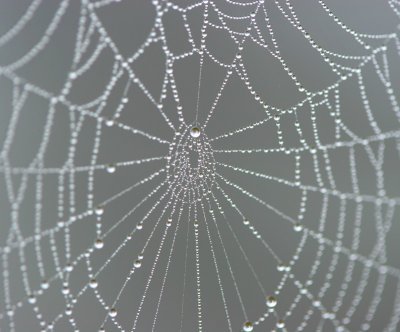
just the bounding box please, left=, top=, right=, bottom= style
left=0, top=0, right=400, bottom=331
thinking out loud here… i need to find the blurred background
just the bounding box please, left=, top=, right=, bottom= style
left=0, top=0, right=400, bottom=331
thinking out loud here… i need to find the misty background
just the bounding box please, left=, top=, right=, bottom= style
left=0, top=1, right=400, bottom=331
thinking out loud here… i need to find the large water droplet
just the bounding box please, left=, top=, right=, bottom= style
left=95, top=238, right=104, bottom=249
left=89, top=279, right=98, bottom=289
left=266, top=295, right=277, bottom=308
left=243, top=321, right=253, bottom=331
left=190, top=126, right=201, bottom=138
left=106, top=164, right=116, bottom=173
left=109, top=308, right=117, bottom=317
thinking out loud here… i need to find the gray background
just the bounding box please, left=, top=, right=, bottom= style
left=0, top=1, right=400, bottom=331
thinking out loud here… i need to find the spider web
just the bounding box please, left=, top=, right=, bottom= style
left=1, top=0, right=400, bottom=331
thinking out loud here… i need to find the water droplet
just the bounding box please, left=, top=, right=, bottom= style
left=95, top=238, right=104, bottom=249
left=105, top=119, right=114, bottom=127
left=313, top=300, right=321, bottom=307
left=62, top=286, right=70, bottom=294
left=294, top=222, right=303, bottom=232
left=109, top=308, right=117, bottom=317
left=266, top=295, right=277, bottom=308
left=28, top=294, right=36, bottom=304
left=322, top=311, right=332, bottom=319
left=190, top=126, right=201, bottom=138
left=65, top=263, right=73, bottom=272
left=65, top=306, right=72, bottom=316
left=243, top=321, right=253, bottom=331
left=277, top=263, right=286, bottom=272
left=89, top=279, right=98, bottom=288
left=276, top=319, right=285, bottom=328
left=134, top=260, right=142, bottom=268
left=106, top=164, right=116, bottom=173
left=41, top=280, right=49, bottom=289
left=95, top=206, right=104, bottom=216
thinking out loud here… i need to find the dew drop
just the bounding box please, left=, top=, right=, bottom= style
left=62, top=286, right=70, bottom=295
left=105, top=119, right=114, bottom=127
left=322, top=311, right=332, bottom=319
left=266, top=295, right=277, bottom=308
left=134, top=260, right=142, bottom=268
left=109, top=308, right=117, bottom=318
left=65, top=263, right=73, bottom=272
left=190, top=126, right=201, bottom=138
left=313, top=300, right=321, bottom=307
left=41, top=280, right=49, bottom=290
left=277, top=263, right=286, bottom=272
left=106, top=164, right=116, bottom=173
left=276, top=319, right=285, bottom=328
left=294, top=222, right=303, bottom=232
left=28, top=294, right=36, bottom=304
left=65, top=306, right=72, bottom=316
left=95, top=206, right=104, bottom=216
left=95, top=238, right=104, bottom=249
left=89, top=279, right=98, bottom=289
left=243, top=321, right=253, bottom=332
